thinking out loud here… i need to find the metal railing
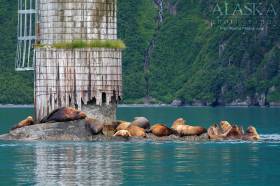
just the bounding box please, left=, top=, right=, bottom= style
left=15, top=0, right=38, bottom=71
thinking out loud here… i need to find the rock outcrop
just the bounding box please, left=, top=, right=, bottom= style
left=0, top=119, right=208, bottom=142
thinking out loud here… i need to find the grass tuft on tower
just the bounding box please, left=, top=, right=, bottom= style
left=35, top=40, right=126, bottom=49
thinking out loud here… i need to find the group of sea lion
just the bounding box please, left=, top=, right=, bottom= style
left=92, top=117, right=260, bottom=141
left=208, top=121, right=260, bottom=141
left=113, top=117, right=149, bottom=138
left=10, top=107, right=260, bottom=141
left=113, top=117, right=205, bottom=138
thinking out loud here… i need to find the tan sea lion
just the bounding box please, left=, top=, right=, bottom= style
left=207, top=124, right=232, bottom=140
left=243, top=126, right=260, bottom=141
left=220, top=121, right=232, bottom=133
left=149, top=124, right=174, bottom=137
left=40, top=107, right=87, bottom=123
left=208, top=124, right=223, bottom=140
left=131, top=117, right=150, bottom=129
left=127, top=125, right=147, bottom=138
left=175, top=124, right=207, bottom=136
left=171, top=118, right=186, bottom=129
left=116, top=122, right=131, bottom=131
left=11, top=116, right=34, bottom=130
left=85, top=117, right=104, bottom=135
left=113, top=130, right=131, bottom=138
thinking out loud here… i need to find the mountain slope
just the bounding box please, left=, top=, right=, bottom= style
left=0, top=0, right=280, bottom=105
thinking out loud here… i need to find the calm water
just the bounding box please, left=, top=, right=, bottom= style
left=0, top=106, right=280, bottom=186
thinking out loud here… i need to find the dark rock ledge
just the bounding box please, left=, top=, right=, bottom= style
left=0, top=120, right=208, bottom=142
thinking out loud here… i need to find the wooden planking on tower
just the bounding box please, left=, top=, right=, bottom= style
left=38, top=0, right=117, bottom=44
left=35, top=0, right=122, bottom=121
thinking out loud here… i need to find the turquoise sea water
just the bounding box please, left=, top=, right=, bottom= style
left=0, top=106, right=280, bottom=185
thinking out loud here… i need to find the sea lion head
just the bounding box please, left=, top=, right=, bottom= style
left=66, top=107, right=87, bottom=119
left=207, top=124, right=220, bottom=139
left=246, top=126, right=259, bottom=135
left=113, top=130, right=131, bottom=137
left=244, top=126, right=260, bottom=140
left=27, top=116, right=33, bottom=121
left=79, top=111, right=87, bottom=119
left=172, top=118, right=186, bottom=129
left=116, top=121, right=131, bottom=131
left=175, top=118, right=186, bottom=125
left=220, top=121, right=231, bottom=132
left=227, top=125, right=243, bottom=138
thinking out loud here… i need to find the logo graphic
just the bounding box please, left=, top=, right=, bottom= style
left=211, top=1, right=279, bottom=31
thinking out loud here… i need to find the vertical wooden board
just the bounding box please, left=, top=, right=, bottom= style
left=35, top=48, right=122, bottom=120
left=39, top=0, right=118, bottom=44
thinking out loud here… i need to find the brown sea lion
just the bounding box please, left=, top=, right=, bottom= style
left=40, top=107, right=87, bottom=123
left=131, top=117, right=150, bottom=129
left=226, top=125, right=244, bottom=139
left=171, top=118, right=186, bottom=129
left=11, top=116, right=34, bottom=130
left=175, top=124, right=207, bottom=136
left=149, top=124, right=174, bottom=137
left=243, top=126, right=260, bottom=141
left=113, top=130, right=131, bottom=138
left=127, top=125, right=147, bottom=138
left=207, top=124, right=232, bottom=140
left=116, top=122, right=131, bottom=131
left=85, top=117, right=104, bottom=135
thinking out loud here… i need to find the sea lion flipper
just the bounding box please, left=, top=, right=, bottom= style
left=221, top=126, right=233, bottom=137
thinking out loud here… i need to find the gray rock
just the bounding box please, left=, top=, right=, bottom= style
left=192, top=100, right=206, bottom=106
left=0, top=119, right=209, bottom=142
left=270, top=102, right=280, bottom=107
left=131, top=117, right=150, bottom=129
left=0, top=120, right=93, bottom=141
left=227, top=99, right=249, bottom=106
left=171, top=99, right=184, bottom=107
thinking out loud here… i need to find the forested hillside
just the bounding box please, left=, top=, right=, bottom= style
left=0, top=1, right=33, bottom=104
left=1, top=0, right=280, bottom=106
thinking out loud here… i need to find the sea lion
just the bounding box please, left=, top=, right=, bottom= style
left=127, top=125, right=147, bottom=138
left=85, top=117, right=104, bottom=135
left=207, top=124, right=232, bottom=140
left=131, top=117, right=150, bottom=129
left=11, top=116, right=34, bottom=130
left=220, top=121, right=232, bottom=133
left=116, top=122, right=131, bottom=131
left=102, top=125, right=116, bottom=137
left=175, top=124, right=207, bottom=136
left=226, top=125, right=244, bottom=139
left=113, top=130, right=131, bottom=138
left=149, top=124, right=174, bottom=137
left=243, top=126, right=260, bottom=141
left=171, top=118, right=186, bottom=129
left=40, top=107, right=87, bottom=123
left=208, top=124, right=223, bottom=140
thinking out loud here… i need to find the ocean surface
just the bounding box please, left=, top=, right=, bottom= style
left=0, top=106, right=280, bottom=186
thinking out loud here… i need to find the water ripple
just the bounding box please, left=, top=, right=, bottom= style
left=260, top=134, right=280, bottom=143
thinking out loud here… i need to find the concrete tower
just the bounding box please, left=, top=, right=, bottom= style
left=33, top=0, right=123, bottom=122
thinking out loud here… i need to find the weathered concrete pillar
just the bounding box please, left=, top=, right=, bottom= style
left=35, top=0, right=122, bottom=122
left=82, top=104, right=117, bottom=124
